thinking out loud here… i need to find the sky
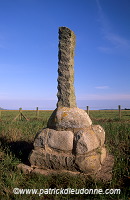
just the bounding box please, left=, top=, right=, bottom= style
left=0, top=0, right=130, bottom=110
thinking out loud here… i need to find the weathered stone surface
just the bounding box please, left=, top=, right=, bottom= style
left=34, top=128, right=74, bottom=152
left=100, top=147, right=107, bottom=164
left=95, top=154, right=114, bottom=181
left=47, top=107, right=92, bottom=131
left=47, top=129, right=73, bottom=152
left=75, top=129, right=100, bottom=155
left=18, top=157, right=114, bottom=181
left=75, top=151, right=101, bottom=173
left=17, top=163, right=33, bottom=174
left=34, top=128, right=49, bottom=149
left=57, top=27, right=76, bottom=108
left=29, top=149, right=76, bottom=171
left=92, top=125, right=105, bottom=146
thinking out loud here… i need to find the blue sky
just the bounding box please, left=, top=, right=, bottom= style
left=0, top=0, right=130, bottom=109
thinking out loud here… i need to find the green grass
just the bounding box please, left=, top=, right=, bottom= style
left=90, top=109, right=130, bottom=121
left=0, top=110, right=129, bottom=200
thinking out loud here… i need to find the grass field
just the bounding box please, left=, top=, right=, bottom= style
left=0, top=110, right=129, bottom=200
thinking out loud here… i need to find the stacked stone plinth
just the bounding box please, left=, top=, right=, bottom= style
left=29, top=107, right=107, bottom=174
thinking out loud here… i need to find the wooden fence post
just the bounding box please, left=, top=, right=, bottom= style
left=86, top=106, right=89, bottom=115
left=13, top=107, right=29, bottom=121
left=19, top=108, right=22, bottom=120
left=36, top=107, right=39, bottom=118
left=118, top=105, right=121, bottom=119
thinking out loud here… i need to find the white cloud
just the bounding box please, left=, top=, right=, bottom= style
left=105, top=33, right=130, bottom=49
left=77, top=94, right=130, bottom=100
left=96, top=0, right=130, bottom=52
left=97, top=46, right=111, bottom=53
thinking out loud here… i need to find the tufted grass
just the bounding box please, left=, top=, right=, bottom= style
left=0, top=110, right=129, bottom=199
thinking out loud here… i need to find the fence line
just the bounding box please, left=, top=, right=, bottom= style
left=0, top=105, right=129, bottom=121
left=13, top=108, right=29, bottom=121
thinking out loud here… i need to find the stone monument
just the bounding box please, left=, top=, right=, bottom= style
left=57, top=27, right=76, bottom=108
left=29, top=27, right=108, bottom=175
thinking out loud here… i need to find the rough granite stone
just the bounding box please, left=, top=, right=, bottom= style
left=34, top=128, right=49, bottom=149
left=75, top=151, right=101, bottom=173
left=18, top=157, right=114, bottom=181
left=75, top=129, right=100, bottom=155
left=100, top=147, right=107, bottom=164
left=57, top=27, right=76, bottom=108
left=47, top=107, right=92, bottom=131
left=47, top=129, right=73, bottom=152
left=29, top=149, right=76, bottom=171
left=92, top=125, right=105, bottom=146
left=34, top=128, right=74, bottom=152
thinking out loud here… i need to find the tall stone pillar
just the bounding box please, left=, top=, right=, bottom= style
left=57, top=27, right=76, bottom=108
left=28, top=27, right=112, bottom=179
left=47, top=27, right=92, bottom=130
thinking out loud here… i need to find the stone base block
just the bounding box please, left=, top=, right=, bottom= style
left=18, top=154, right=114, bottom=181
left=29, top=146, right=107, bottom=174
left=75, top=152, right=101, bottom=173
left=74, top=129, right=100, bottom=154
left=47, top=107, right=92, bottom=131
left=34, top=128, right=74, bottom=153
left=29, top=149, right=76, bottom=171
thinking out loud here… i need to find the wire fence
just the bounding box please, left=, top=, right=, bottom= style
left=0, top=105, right=130, bottom=122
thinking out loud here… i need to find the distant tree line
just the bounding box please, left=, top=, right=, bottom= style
left=0, top=107, right=5, bottom=110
